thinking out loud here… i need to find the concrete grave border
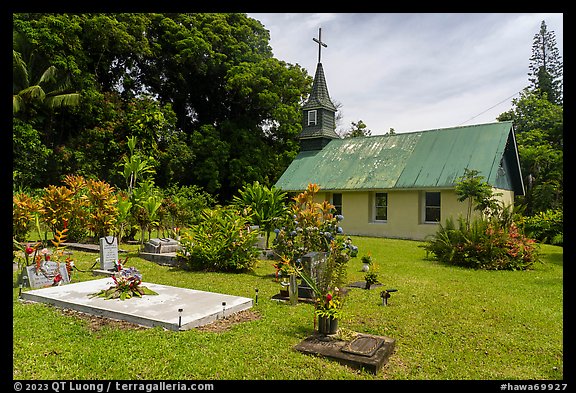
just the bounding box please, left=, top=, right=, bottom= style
left=20, top=278, right=253, bottom=331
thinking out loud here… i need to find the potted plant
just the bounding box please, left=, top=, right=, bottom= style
left=361, top=253, right=372, bottom=272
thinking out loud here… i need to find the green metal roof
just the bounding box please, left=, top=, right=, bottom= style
left=275, top=121, right=524, bottom=195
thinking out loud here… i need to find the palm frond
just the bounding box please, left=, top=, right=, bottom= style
left=38, top=65, right=57, bottom=85
left=44, top=93, right=81, bottom=110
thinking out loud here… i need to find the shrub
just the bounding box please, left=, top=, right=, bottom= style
left=161, top=184, right=216, bottom=231
left=232, top=181, right=289, bottom=249
left=177, top=206, right=260, bottom=272
left=13, top=192, right=40, bottom=242
left=518, top=208, right=563, bottom=246
left=423, top=216, right=540, bottom=270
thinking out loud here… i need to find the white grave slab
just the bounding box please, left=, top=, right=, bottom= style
left=20, top=278, right=253, bottom=331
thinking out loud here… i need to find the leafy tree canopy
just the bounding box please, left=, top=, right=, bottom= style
left=13, top=13, right=313, bottom=202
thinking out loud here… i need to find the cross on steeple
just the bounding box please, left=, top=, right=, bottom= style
left=313, top=27, right=327, bottom=63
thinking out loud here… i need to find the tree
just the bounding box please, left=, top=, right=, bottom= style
left=121, top=136, right=156, bottom=195
left=13, top=13, right=312, bottom=201
left=342, top=120, right=371, bottom=138
left=528, top=20, right=563, bottom=105
left=13, top=32, right=80, bottom=116
left=455, top=169, right=501, bottom=229
left=498, top=89, right=563, bottom=215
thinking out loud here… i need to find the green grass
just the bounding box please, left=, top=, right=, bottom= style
left=13, top=237, right=563, bottom=380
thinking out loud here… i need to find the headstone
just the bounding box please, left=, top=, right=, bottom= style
left=250, top=226, right=266, bottom=250
left=143, top=238, right=180, bottom=254
left=24, top=262, right=70, bottom=289
left=298, top=251, right=326, bottom=299
left=99, top=236, right=118, bottom=270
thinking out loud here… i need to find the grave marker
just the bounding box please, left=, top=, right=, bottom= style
left=298, top=251, right=326, bottom=299
left=143, top=238, right=180, bottom=254
left=24, top=262, right=70, bottom=289
left=99, top=236, right=118, bottom=271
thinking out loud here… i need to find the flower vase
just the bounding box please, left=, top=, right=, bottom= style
left=288, top=273, right=298, bottom=305
left=279, top=277, right=290, bottom=297
left=317, top=316, right=338, bottom=335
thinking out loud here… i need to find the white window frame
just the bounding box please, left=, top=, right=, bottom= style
left=307, top=110, right=317, bottom=126
left=373, top=192, right=388, bottom=222
left=422, top=191, right=441, bottom=223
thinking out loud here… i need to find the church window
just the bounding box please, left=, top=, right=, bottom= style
left=332, top=193, right=342, bottom=215
left=374, top=192, right=388, bottom=221
left=423, top=191, right=441, bottom=223
left=308, top=110, right=317, bottom=126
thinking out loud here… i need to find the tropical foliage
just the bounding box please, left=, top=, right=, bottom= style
left=517, top=208, right=563, bottom=246
left=274, top=184, right=357, bottom=325
left=177, top=206, right=260, bottom=272
left=423, top=216, right=539, bottom=271
left=232, top=181, right=289, bottom=249
left=424, top=170, right=540, bottom=270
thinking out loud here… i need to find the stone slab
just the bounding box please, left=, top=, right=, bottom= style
left=347, top=281, right=383, bottom=290
left=20, top=278, right=253, bottom=331
left=139, top=252, right=179, bottom=266
left=61, top=243, right=127, bottom=253
left=293, top=333, right=395, bottom=374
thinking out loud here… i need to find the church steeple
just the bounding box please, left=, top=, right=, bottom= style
left=299, top=28, right=340, bottom=151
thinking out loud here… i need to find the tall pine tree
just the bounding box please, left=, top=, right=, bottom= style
left=528, top=20, right=563, bottom=105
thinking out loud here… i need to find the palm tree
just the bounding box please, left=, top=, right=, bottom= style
left=13, top=32, right=80, bottom=116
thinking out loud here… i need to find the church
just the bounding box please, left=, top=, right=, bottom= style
left=274, top=30, right=524, bottom=241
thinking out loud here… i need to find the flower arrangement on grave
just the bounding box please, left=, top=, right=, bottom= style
left=364, top=271, right=379, bottom=289
left=273, top=184, right=357, bottom=333
left=16, top=221, right=73, bottom=287
left=273, top=256, right=298, bottom=296
left=90, top=266, right=158, bottom=300
left=272, top=183, right=358, bottom=266
left=273, top=255, right=295, bottom=281
left=361, top=253, right=372, bottom=272
left=314, top=290, right=343, bottom=320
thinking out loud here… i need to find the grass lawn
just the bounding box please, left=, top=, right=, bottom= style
left=12, top=236, right=563, bottom=380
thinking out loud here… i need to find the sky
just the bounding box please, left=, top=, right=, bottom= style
left=247, top=13, right=563, bottom=135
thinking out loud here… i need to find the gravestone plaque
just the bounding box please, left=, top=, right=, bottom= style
left=24, top=262, right=70, bottom=289
left=99, top=236, right=118, bottom=270
left=341, top=335, right=385, bottom=357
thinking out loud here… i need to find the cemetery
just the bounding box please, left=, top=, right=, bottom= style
left=12, top=14, right=563, bottom=382
left=12, top=180, right=564, bottom=380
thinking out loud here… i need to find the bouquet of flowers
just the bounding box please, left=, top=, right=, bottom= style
left=314, top=289, right=343, bottom=320
left=90, top=266, right=158, bottom=300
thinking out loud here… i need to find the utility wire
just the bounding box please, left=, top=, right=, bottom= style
left=458, top=91, right=520, bottom=125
